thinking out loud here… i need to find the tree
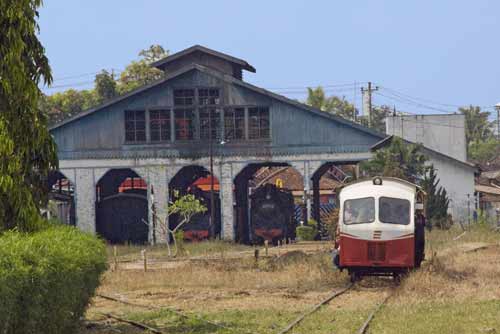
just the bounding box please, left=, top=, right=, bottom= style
left=460, top=105, right=493, bottom=144
left=306, top=86, right=357, bottom=120
left=0, top=0, right=58, bottom=232
left=95, top=70, right=117, bottom=103
left=468, top=137, right=500, bottom=163
left=117, top=45, right=168, bottom=94
left=361, top=137, right=428, bottom=183
left=359, top=105, right=392, bottom=133
left=41, top=89, right=98, bottom=124
left=148, top=193, right=206, bottom=257
left=421, top=165, right=450, bottom=229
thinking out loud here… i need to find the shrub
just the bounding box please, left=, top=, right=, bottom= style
left=296, top=220, right=317, bottom=241
left=0, top=225, right=107, bottom=334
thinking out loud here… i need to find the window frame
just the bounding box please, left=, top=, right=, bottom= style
left=149, top=108, right=171, bottom=142
left=173, top=108, right=195, bottom=141
left=343, top=197, right=376, bottom=225
left=248, top=106, right=270, bottom=140
left=378, top=196, right=411, bottom=225
left=223, top=107, right=246, bottom=141
left=124, top=110, right=146, bottom=144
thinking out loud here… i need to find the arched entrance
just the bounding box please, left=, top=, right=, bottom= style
left=95, top=169, right=148, bottom=244
left=47, top=171, right=75, bottom=225
left=169, top=165, right=221, bottom=241
left=234, top=162, right=301, bottom=244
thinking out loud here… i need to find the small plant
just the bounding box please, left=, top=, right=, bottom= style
left=296, top=220, right=317, bottom=241
left=147, top=192, right=207, bottom=257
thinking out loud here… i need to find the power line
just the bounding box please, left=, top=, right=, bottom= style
left=374, top=91, right=457, bottom=114
left=377, top=85, right=498, bottom=110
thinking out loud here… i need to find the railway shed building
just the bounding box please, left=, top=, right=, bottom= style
left=49, top=45, right=385, bottom=243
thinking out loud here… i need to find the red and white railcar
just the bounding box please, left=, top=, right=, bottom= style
left=334, top=177, right=425, bottom=281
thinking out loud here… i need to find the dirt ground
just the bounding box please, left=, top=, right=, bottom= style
left=81, top=227, right=500, bottom=334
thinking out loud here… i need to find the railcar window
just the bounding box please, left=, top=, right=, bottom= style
left=379, top=197, right=410, bottom=225
left=343, top=197, right=375, bottom=224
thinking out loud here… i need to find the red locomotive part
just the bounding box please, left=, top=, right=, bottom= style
left=254, top=228, right=283, bottom=241
left=339, top=234, right=414, bottom=268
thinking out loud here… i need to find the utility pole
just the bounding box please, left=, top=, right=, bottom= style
left=208, top=110, right=215, bottom=239
left=361, top=82, right=379, bottom=127
left=496, top=103, right=500, bottom=140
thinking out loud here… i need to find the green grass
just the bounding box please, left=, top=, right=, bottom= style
left=371, top=299, right=500, bottom=334
left=116, top=299, right=500, bottom=334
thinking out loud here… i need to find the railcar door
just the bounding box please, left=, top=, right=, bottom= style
left=96, top=193, right=149, bottom=244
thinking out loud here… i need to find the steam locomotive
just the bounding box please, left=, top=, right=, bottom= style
left=250, top=184, right=295, bottom=244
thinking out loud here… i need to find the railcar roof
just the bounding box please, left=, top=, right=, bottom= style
left=337, top=176, right=422, bottom=195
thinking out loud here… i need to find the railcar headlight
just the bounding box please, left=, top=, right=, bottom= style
left=373, top=177, right=383, bottom=185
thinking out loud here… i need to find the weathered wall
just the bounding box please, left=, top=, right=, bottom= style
left=51, top=68, right=381, bottom=159
left=386, top=114, right=467, bottom=162
left=426, top=152, right=475, bottom=223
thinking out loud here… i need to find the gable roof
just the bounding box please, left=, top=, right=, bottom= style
left=151, top=45, right=256, bottom=73
left=371, top=135, right=477, bottom=171
left=49, top=63, right=385, bottom=140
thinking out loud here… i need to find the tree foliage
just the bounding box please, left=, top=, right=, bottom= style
left=306, top=86, right=391, bottom=133
left=468, top=137, right=500, bottom=163
left=148, top=193, right=206, bottom=256
left=306, top=86, right=358, bottom=120
left=361, top=137, right=428, bottom=183
left=95, top=70, right=117, bottom=103
left=421, top=165, right=450, bottom=229
left=460, top=105, right=493, bottom=144
left=0, top=0, right=58, bottom=232
left=41, top=45, right=169, bottom=124
left=117, top=45, right=168, bottom=94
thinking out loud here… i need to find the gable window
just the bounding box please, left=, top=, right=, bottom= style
left=174, top=109, right=194, bottom=140
left=200, top=107, right=222, bottom=140
left=224, top=107, right=245, bottom=140
left=174, top=89, right=195, bottom=106
left=124, top=110, right=146, bottom=142
left=198, top=88, right=220, bottom=105
left=248, top=107, right=270, bottom=139
left=174, top=89, right=195, bottom=140
left=150, top=109, right=171, bottom=142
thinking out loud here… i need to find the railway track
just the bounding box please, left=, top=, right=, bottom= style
left=276, top=280, right=397, bottom=334
left=277, top=282, right=355, bottom=334
left=356, top=289, right=395, bottom=334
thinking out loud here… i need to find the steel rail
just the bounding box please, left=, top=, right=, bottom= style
left=277, top=283, right=355, bottom=334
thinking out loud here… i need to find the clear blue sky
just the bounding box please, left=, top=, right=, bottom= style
left=39, top=1, right=500, bottom=116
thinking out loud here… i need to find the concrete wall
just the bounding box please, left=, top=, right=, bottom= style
left=426, top=151, right=475, bottom=224
left=386, top=114, right=467, bottom=162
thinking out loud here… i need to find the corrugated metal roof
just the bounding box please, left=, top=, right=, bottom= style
left=475, top=184, right=500, bottom=196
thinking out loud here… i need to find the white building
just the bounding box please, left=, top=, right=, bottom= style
left=384, top=114, right=477, bottom=223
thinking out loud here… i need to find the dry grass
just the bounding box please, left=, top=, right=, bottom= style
left=84, top=225, right=500, bottom=333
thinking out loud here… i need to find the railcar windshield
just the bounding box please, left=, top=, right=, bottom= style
left=379, top=197, right=411, bottom=225
left=343, top=197, right=375, bottom=224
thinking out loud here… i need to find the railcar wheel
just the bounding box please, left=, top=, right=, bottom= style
left=393, top=272, right=401, bottom=284
left=350, top=272, right=360, bottom=283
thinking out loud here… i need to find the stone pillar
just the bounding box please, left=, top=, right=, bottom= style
left=220, top=163, right=235, bottom=241
left=290, top=160, right=324, bottom=223
left=146, top=166, right=169, bottom=244
left=74, top=168, right=96, bottom=234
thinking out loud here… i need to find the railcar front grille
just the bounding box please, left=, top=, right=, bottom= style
left=367, top=242, right=386, bottom=262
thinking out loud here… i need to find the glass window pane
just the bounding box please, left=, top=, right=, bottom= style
left=343, top=197, right=375, bottom=224
left=379, top=197, right=410, bottom=225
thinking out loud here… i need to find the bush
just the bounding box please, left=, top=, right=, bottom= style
left=296, top=220, right=317, bottom=241
left=0, top=225, right=107, bottom=334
